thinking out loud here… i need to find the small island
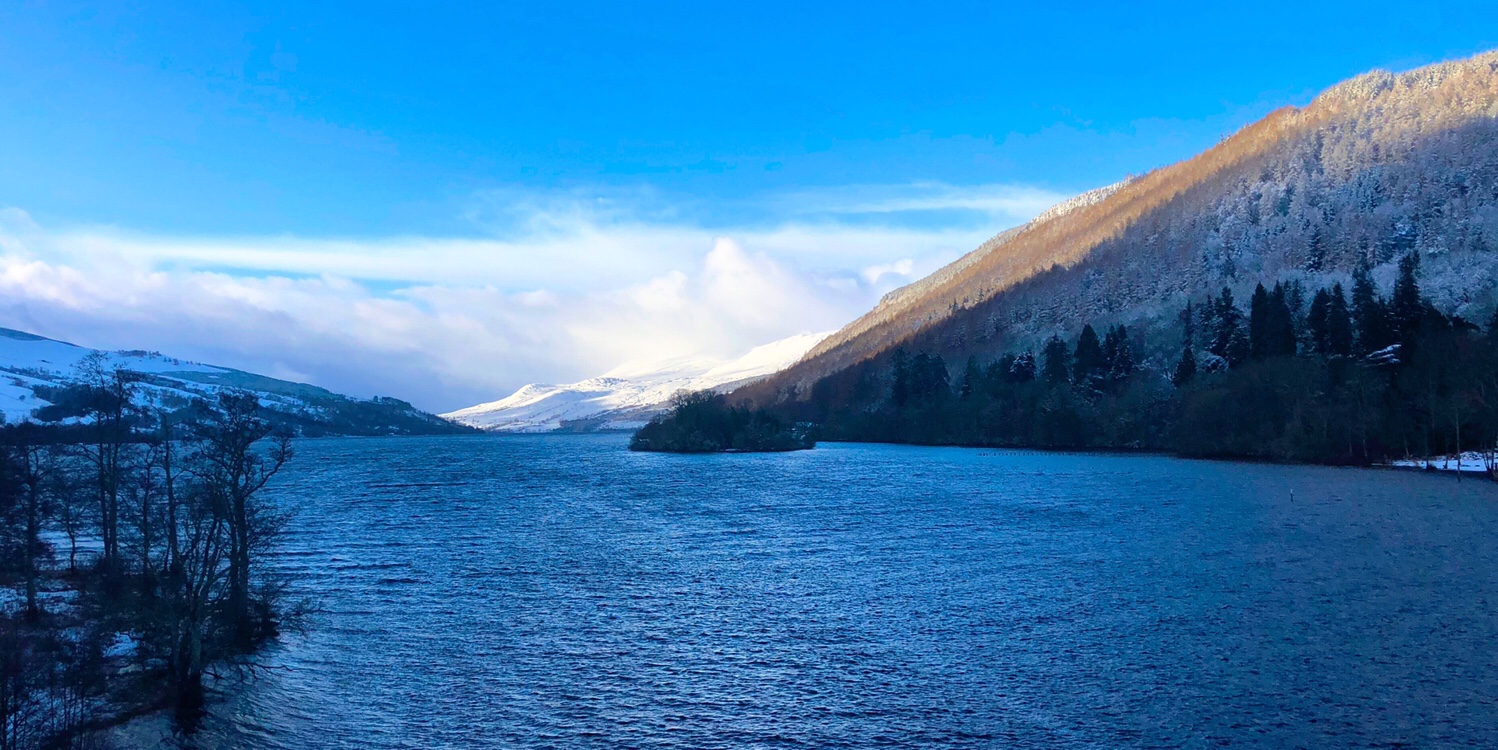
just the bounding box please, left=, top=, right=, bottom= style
left=629, top=391, right=815, bottom=453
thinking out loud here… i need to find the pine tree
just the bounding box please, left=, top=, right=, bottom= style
left=1284, top=280, right=1307, bottom=340
left=890, top=348, right=909, bottom=408
left=1041, top=336, right=1070, bottom=386
left=1306, top=227, right=1326, bottom=272
left=1108, top=325, right=1135, bottom=385
left=1390, top=251, right=1424, bottom=342
left=1195, top=296, right=1217, bottom=351
left=906, top=352, right=949, bottom=402
left=1269, top=282, right=1297, bottom=356
left=926, top=354, right=950, bottom=399
left=1307, top=288, right=1332, bottom=355
left=1172, top=345, right=1197, bottom=387
left=1210, top=288, right=1246, bottom=366
left=1073, top=325, right=1105, bottom=388
left=1249, top=283, right=1272, bottom=360
left=1326, top=283, right=1354, bottom=356
left=1009, top=351, right=1037, bottom=383
left=1226, top=326, right=1251, bottom=367
left=959, top=356, right=979, bottom=400
left=1351, top=259, right=1392, bottom=355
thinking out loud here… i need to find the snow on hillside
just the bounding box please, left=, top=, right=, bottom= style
left=758, top=50, right=1498, bottom=395
left=0, top=327, right=468, bottom=435
left=805, top=177, right=1136, bottom=366
left=0, top=328, right=236, bottom=423
left=443, top=331, right=832, bottom=432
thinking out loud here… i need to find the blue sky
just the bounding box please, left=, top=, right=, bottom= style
left=0, top=1, right=1493, bottom=409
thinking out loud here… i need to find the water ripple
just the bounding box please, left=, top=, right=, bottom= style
left=118, top=435, right=1498, bottom=749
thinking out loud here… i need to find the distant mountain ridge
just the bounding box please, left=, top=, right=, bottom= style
left=746, top=50, right=1498, bottom=402
left=0, top=327, right=472, bottom=436
left=444, top=331, right=831, bottom=432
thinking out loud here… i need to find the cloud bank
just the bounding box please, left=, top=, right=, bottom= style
left=0, top=183, right=1066, bottom=412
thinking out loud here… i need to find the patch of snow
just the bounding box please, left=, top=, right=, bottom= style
left=1366, top=343, right=1402, bottom=366
left=104, top=632, right=139, bottom=659
left=1390, top=451, right=1497, bottom=475
left=444, top=331, right=833, bottom=432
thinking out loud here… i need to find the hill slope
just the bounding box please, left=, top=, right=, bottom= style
left=0, top=327, right=474, bottom=436
left=745, top=51, right=1498, bottom=402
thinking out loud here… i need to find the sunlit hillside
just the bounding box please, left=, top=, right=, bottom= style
left=746, top=50, right=1498, bottom=401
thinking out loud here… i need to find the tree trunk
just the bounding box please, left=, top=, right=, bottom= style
left=174, top=621, right=206, bottom=726
left=230, top=516, right=253, bottom=648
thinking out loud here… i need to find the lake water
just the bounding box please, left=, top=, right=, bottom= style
left=119, top=434, right=1498, bottom=748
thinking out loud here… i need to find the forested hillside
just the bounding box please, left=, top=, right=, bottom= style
left=745, top=51, right=1498, bottom=405
left=780, top=250, right=1498, bottom=466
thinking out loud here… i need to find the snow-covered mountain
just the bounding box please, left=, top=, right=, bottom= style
left=0, top=327, right=472, bottom=436
left=443, top=331, right=832, bottom=432
left=745, top=50, right=1498, bottom=400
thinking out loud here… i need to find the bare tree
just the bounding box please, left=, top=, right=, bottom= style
left=161, top=468, right=230, bottom=719
left=74, top=353, right=138, bottom=575
left=191, top=392, right=292, bottom=650
left=5, top=425, right=57, bottom=621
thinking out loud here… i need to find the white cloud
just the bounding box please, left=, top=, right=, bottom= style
left=862, top=259, right=916, bottom=285
left=766, top=182, right=1065, bottom=222
left=0, top=182, right=1072, bottom=412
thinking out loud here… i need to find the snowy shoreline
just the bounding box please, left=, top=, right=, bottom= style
left=1383, top=451, right=1498, bottom=478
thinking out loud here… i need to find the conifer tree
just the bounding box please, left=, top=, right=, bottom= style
left=1172, top=345, right=1196, bottom=387
left=959, top=356, right=979, bottom=400
left=1194, top=296, right=1217, bottom=351
left=1210, top=288, right=1247, bottom=367
left=1249, top=283, right=1296, bottom=359
left=1009, top=351, right=1037, bottom=383
left=924, top=353, right=950, bottom=400
left=1306, top=227, right=1326, bottom=272
left=1105, top=325, right=1135, bottom=386
left=1226, top=326, right=1251, bottom=367
left=1390, top=251, right=1424, bottom=342
left=1192, top=291, right=1216, bottom=350
left=1041, top=335, right=1070, bottom=386
left=1269, top=282, right=1297, bottom=357
left=1307, top=288, right=1332, bottom=354
left=890, top=348, right=909, bottom=408
left=1326, top=283, right=1354, bottom=356
left=1352, top=258, right=1392, bottom=355
left=1249, top=283, right=1272, bottom=360
left=1073, top=324, right=1104, bottom=387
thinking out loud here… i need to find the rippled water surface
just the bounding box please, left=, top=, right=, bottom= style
left=124, top=434, right=1498, bottom=748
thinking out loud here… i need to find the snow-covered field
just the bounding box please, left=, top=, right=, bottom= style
left=443, top=331, right=831, bottom=432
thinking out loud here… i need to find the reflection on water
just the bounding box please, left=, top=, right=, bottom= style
left=117, top=434, right=1498, bottom=748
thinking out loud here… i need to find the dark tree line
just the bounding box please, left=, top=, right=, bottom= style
left=631, top=391, right=814, bottom=453
left=0, top=354, right=298, bottom=748
left=792, top=252, right=1498, bottom=469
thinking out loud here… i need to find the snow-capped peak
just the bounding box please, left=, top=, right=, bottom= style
left=442, top=331, right=833, bottom=433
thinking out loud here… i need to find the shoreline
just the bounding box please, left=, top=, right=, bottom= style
left=812, top=439, right=1498, bottom=480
